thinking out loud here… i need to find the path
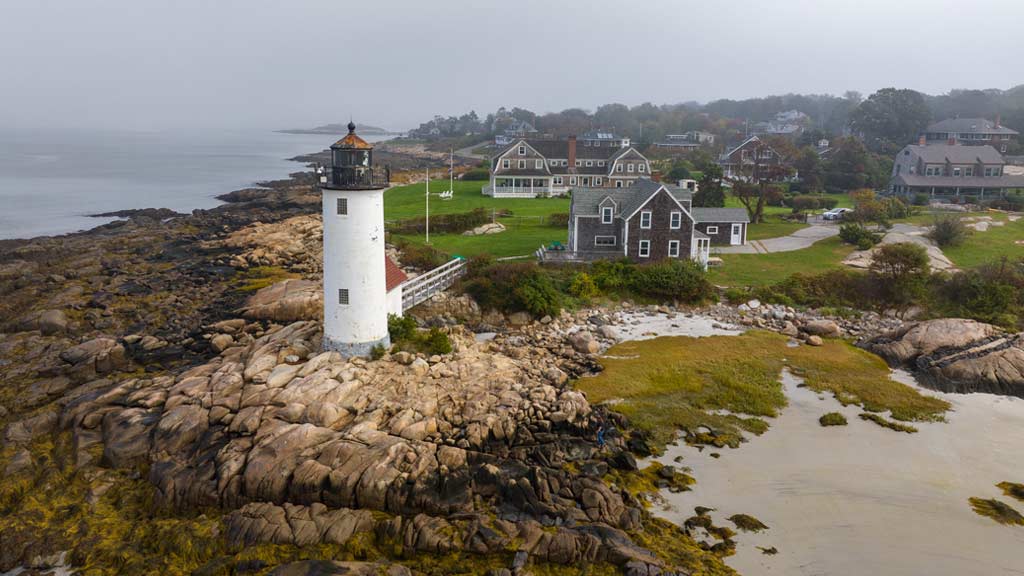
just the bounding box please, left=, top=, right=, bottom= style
left=453, top=140, right=491, bottom=161
left=716, top=225, right=839, bottom=254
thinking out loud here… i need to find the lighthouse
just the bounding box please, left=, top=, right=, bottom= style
left=319, top=122, right=391, bottom=356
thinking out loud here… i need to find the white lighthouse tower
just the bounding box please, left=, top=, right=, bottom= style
left=319, top=121, right=391, bottom=356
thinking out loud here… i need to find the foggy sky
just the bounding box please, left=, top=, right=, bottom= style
left=2, top=0, right=1023, bottom=132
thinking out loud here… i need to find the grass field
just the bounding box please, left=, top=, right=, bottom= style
left=576, top=330, right=949, bottom=452
left=385, top=179, right=568, bottom=258
left=709, top=236, right=855, bottom=287
left=943, top=213, right=1024, bottom=268
left=746, top=216, right=808, bottom=240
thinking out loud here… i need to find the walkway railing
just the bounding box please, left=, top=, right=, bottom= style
left=400, top=257, right=467, bottom=311
left=482, top=185, right=569, bottom=198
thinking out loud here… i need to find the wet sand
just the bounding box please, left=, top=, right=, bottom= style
left=648, top=370, right=1024, bottom=575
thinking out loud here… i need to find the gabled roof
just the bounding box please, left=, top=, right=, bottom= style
left=907, top=144, right=1005, bottom=165
left=691, top=207, right=750, bottom=223
left=926, top=118, right=1019, bottom=136
left=385, top=256, right=408, bottom=292
left=571, top=179, right=692, bottom=218
left=720, top=135, right=768, bottom=161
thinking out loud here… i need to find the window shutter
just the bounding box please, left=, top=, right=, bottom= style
left=337, top=197, right=348, bottom=215
left=338, top=289, right=349, bottom=305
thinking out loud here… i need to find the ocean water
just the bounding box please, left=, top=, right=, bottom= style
left=0, top=128, right=378, bottom=240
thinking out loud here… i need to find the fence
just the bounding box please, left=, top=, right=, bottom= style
left=400, top=257, right=468, bottom=311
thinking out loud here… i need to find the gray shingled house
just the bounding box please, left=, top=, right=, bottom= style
left=888, top=143, right=1024, bottom=199
left=551, top=179, right=748, bottom=266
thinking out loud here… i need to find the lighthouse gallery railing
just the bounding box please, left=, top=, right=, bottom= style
left=400, top=257, right=467, bottom=311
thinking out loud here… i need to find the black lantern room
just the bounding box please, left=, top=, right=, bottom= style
left=322, top=121, right=390, bottom=190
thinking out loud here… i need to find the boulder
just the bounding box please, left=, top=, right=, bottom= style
left=864, top=318, right=998, bottom=365
left=38, top=310, right=68, bottom=335
left=210, top=333, right=234, bottom=353
left=241, top=279, right=321, bottom=322
left=801, top=319, right=840, bottom=337
left=806, top=335, right=823, bottom=346
left=569, top=332, right=600, bottom=355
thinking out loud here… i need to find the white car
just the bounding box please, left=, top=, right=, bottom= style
left=822, top=207, right=852, bottom=221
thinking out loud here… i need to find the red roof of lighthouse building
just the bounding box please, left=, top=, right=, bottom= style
left=332, top=121, right=374, bottom=150
left=385, top=256, right=408, bottom=292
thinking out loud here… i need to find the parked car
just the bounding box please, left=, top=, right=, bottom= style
left=822, top=207, right=852, bottom=221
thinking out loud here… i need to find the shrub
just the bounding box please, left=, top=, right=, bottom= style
left=790, top=195, right=838, bottom=213
left=870, top=242, right=930, bottom=312
left=912, top=192, right=931, bottom=206
left=387, top=313, right=452, bottom=355
left=391, top=207, right=490, bottom=235
left=819, top=412, right=848, bottom=426
left=513, top=272, right=563, bottom=317
left=569, top=272, right=599, bottom=299
left=928, top=214, right=968, bottom=248
left=547, top=212, right=570, bottom=227
left=395, top=239, right=449, bottom=270
left=462, top=261, right=562, bottom=317
left=460, top=167, right=490, bottom=181
left=838, top=223, right=881, bottom=248
left=629, top=259, right=715, bottom=303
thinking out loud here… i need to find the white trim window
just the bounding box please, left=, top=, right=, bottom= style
left=639, top=163, right=646, bottom=173
left=601, top=206, right=614, bottom=224
left=586, top=160, right=593, bottom=167
left=640, top=211, right=652, bottom=229
left=707, top=225, right=719, bottom=234
left=518, top=160, right=526, bottom=169
left=615, top=180, right=623, bottom=188
left=616, top=164, right=623, bottom=173
left=582, top=177, right=590, bottom=185
left=562, top=160, right=568, bottom=166
left=554, top=176, right=563, bottom=185
left=502, top=159, right=510, bottom=169
left=550, top=159, right=558, bottom=166
left=638, top=240, right=651, bottom=258
left=670, top=211, right=681, bottom=229
left=595, top=236, right=616, bottom=247
left=570, top=177, right=577, bottom=185
left=598, top=161, right=605, bottom=167
left=518, top=145, right=526, bottom=155
left=575, top=160, right=582, bottom=167
left=668, top=240, right=680, bottom=257
left=535, top=159, right=543, bottom=169
left=627, top=163, right=635, bottom=173
left=595, top=177, right=602, bottom=186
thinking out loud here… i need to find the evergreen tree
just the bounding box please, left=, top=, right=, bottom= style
left=693, top=164, right=726, bottom=207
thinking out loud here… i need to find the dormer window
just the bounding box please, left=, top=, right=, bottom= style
left=535, top=159, right=543, bottom=169
left=502, top=159, right=510, bottom=169
left=601, top=206, right=614, bottom=224
left=518, top=146, right=526, bottom=156
left=586, top=160, right=593, bottom=167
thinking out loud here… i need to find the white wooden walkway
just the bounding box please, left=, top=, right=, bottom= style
left=400, top=257, right=467, bottom=311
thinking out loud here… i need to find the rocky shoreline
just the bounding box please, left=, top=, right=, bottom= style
left=4, top=165, right=1024, bottom=575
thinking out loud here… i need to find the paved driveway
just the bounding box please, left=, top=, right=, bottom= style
left=716, top=225, right=839, bottom=254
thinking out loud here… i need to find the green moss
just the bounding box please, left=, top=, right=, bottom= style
left=576, top=331, right=946, bottom=453
left=604, top=462, right=694, bottom=505
left=997, top=482, right=1024, bottom=503
left=968, top=497, right=1024, bottom=526
left=629, top=517, right=738, bottom=575
left=818, top=412, right=848, bottom=427
left=235, top=266, right=300, bottom=292
left=727, top=514, right=769, bottom=532
left=858, top=413, right=918, bottom=433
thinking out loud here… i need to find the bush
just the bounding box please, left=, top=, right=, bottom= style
left=395, top=239, right=449, bottom=270
left=460, top=167, right=490, bottom=181
left=391, top=207, right=490, bottom=235
left=839, top=223, right=881, bottom=248
left=547, top=212, right=570, bottom=227
left=462, top=261, right=563, bottom=317
left=870, top=242, right=930, bottom=311
left=912, top=192, right=931, bottom=206
left=629, top=259, right=715, bottom=303
left=928, top=214, right=969, bottom=248
left=569, top=272, right=599, bottom=299
left=387, top=314, right=452, bottom=355
left=790, top=195, right=838, bottom=213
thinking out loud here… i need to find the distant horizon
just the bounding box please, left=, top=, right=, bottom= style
left=3, top=83, right=1022, bottom=136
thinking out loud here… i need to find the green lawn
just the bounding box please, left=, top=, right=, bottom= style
left=386, top=179, right=569, bottom=258
left=709, top=236, right=855, bottom=287
left=747, top=216, right=809, bottom=240
left=943, top=214, right=1024, bottom=268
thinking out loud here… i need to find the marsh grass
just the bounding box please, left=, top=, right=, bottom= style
left=577, top=331, right=947, bottom=453
left=858, top=413, right=918, bottom=433
left=997, top=481, right=1024, bottom=503
left=968, top=497, right=1024, bottom=526
left=235, top=265, right=300, bottom=292
left=818, top=412, right=848, bottom=426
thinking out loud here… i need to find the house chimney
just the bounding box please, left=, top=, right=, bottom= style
left=996, top=114, right=1002, bottom=128
left=918, top=134, right=926, bottom=146
left=567, top=135, right=577, bottom=172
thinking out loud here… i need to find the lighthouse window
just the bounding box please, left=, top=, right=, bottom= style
left=336, top=197, right=348, bottom=215
left=338, top=289, right=349, bottom=305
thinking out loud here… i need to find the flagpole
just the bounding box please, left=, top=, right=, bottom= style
left=450, top=148, right=454, bottom=194
left=425, top=168, right=430, bottom=244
